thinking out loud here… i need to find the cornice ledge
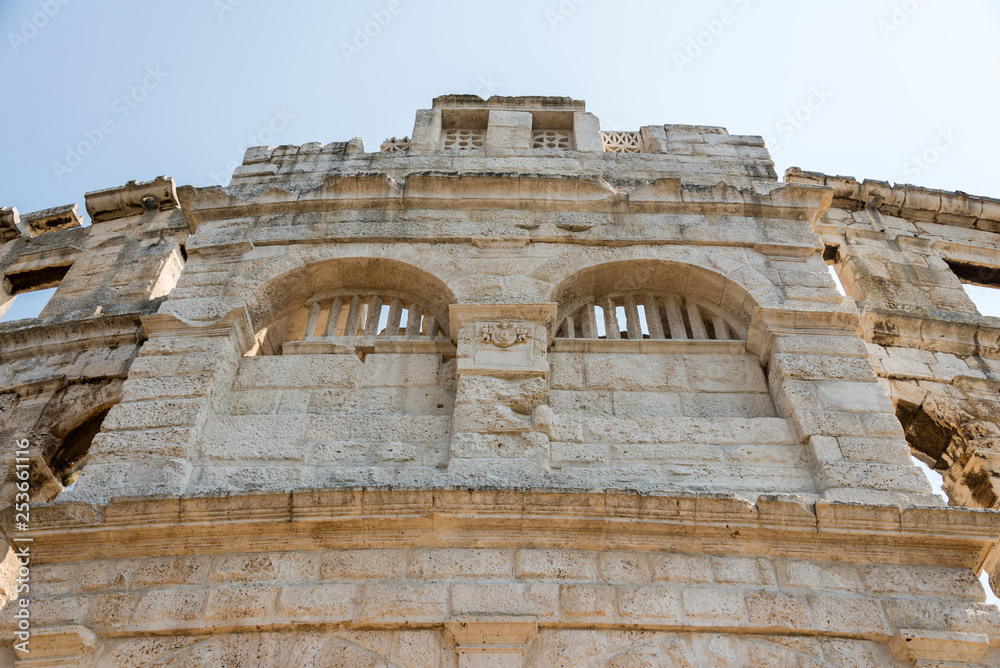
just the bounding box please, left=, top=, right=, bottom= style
left=0, top=314, right=144, bottom=363
left=859, top=306, right=1000, bottom=359
left=19, top=489, right=1000, bottom=565
left=747, top=307, right=862, bottom=364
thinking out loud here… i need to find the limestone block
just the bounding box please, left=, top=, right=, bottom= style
left=680, top=393, right=776, bottom=418
left=308, top=388, right=405, bottom=415
left=617, top=586, right=682, bottom=623
left=75, top=560, right=139, bottom=592
left=130, top=589, right=208, bottom=629
left=836, top=436, right=912, bottom=464
left=453, top=404, right=532, bottom=433
left=549, top=353, right=585, bottom=390
left=640, top=125, right=668, bottom=153
left=584, top=355, right=688, bottom=392
left=744, top=589, right=813, bottom=631
left=212, top=552, right=319, bottom=583
left=456, top=375, right=547, bottom=413
left=276, top=584, right=356, bottom=622
left=597, top=553, right=649, bottom=584
left=204, top=584, right=277, bottom=622
left=548, top=390, right=613, bottom=416
left=649, top=554, right=713, bottom=584
left=88, top=592, right=139, bottom=630
left=355, top=584, right=449, bottom=624
left=573, top=112, right=603, bottom=153
left=770, top=353, right=876, bottom=382
left=307, top=415, right=451, bottom=443
left=20, top=203, right=83, bottom=236
left=515, top=550, right=596, bottom=581
left=584, top=417, right=795, bottom=445
left=407, top=549, right=512, bottom=580
left=774, top=561, right=863, bottom=593
left=410, top=108, right=442, bottom=153
left=809, top=593, right=888, bottom=636
left=711, top=557, right=776, bottom=586
left=236, top=355, right=362, bottom=390
left=814, top=381, right=895, bottom=414
left=550, top=442, right=608, bottom=464
left=560, top=584, right=616, bottom=620
left=450, top=583, right=559, bottom=619
left=449, top=432, right=548, bottom=459
left=133, top=557, right=209, bottom=588
left=321, top=550, right=407, bottom=581
left=199, top=415, right=310, bottom=462
left=60, top=459, right=192, bottom=503
left=102, top=399, right=207, bottom=431
left=814, top=461, right=932, bottom=494
left=682, top=589, right=747, bottom=624
left=612, top=391, right=682, bottom=417
left=486, top=110, right=533, bottom=152
left=362, top=353, right=441, bottom=388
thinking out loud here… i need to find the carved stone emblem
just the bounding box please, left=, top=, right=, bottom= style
left=478, top=320, right=530, bottom=348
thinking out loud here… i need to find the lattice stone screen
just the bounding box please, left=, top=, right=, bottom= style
left=380, top=137, right=410, bottom=152
left=601, top=131, right=643, bottom=153
left=442, top=129, right=485, bottom=151
left=289, top=291, right=446, bottom=344
left=533, top=130, right=572, bottom=149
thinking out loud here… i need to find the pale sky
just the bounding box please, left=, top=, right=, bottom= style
left=2, top=0, right=1000, bottom=601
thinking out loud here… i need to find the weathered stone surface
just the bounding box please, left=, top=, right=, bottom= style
left=2, top=95, right=999, bottom=665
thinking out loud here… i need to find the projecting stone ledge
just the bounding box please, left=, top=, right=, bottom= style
left=84, top=175, right=180, bottom=224
left=18, top=203, right=83, bottom=237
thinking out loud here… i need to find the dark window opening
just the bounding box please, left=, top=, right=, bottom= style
left=6, top=262, right=72, bottom=294
left=50, top=407, right=112, bottom=486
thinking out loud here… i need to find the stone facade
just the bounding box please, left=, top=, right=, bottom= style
left=1, top=95, right=999, bottom=666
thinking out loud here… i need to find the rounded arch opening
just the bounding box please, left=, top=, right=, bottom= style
left=549, top=260, right=757, bottom=341
left=242, top=257, right=456, bottom=356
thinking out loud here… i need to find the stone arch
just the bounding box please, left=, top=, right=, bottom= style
left=892, top=379, right=1000, bottom=509
left=221, top=255, right=458, bottom=355
left=546, top=257, right=766, bottom=336
left=28, top=379, right=123, bottom=501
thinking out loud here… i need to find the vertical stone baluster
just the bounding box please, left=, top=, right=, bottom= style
left=363, top=295, right=383, bottom=337
left=602, top=297, right=620, bottom=340
left=344, top=295, right=363, bottom=337
left=323, top=297, right=343, bottom=336
left=386, top=298, right=403, bottom=336
left=406, top=304, right=423, bottom=338
left=644, top=294, right=665, bottom=339
left=580, top=301, right=597, bottom=339
left=563, top=315, right=576, bottom=339
left=304, top=302, right=322, bottom=339
left=624, top=295, right=642, bottom=340
left=423, top=315, right=438, bottom=339
left=687, top=301, right=708, bottom=340
left=712, top=316, right=730, bottom=341
left=663, top=295, right=687, bottom=340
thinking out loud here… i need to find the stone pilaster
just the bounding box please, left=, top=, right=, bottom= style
left=447, top=304, right=557, bottom=481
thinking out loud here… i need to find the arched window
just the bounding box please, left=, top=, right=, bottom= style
left=556, top=292, right=745, bottom=342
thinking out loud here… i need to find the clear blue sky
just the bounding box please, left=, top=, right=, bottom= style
left=1, top=0, right=999, bottom=314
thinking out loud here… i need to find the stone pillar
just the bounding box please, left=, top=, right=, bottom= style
left=409, top=108, right=443, bottom=155
left=485, top=111, right=533, bottom=154
left=445, top=617, right=537, bottom=668
left=447, top=304, right=557, bottom=481
left=750, top=310, right=941, bottom=506
left=573, top=112, right=603, bottom=153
